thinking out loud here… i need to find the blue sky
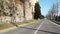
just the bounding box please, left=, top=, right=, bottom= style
left=38, top=0, right=58, bottom=16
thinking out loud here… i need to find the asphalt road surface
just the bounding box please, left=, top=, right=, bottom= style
left=0, top=19, right=60, bottom=34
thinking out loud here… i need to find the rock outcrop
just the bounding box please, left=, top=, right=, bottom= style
left=0, top=0, right=38, bottom=24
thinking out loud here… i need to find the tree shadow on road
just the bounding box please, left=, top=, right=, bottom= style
left=10, top=23, right=18, bottom=27
left=20, top=27, right=60, bottom=34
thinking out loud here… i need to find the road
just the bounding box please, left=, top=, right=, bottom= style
left=0, top=19, right=60, bottom=34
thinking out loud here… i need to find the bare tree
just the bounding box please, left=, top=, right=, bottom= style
left=46, top=4, right=57, bottom=20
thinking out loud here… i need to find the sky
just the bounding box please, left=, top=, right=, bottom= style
left=38, top=0, right=59, bottom=16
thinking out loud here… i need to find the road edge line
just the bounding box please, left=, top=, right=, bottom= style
left=48, top=20, right=60, bottom=26
left=0, top=21, right=37, bottom=33
left=34, top=20, right=44, bottom=34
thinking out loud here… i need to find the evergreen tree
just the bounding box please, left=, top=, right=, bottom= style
left=34, top=2, right=41, bottom=19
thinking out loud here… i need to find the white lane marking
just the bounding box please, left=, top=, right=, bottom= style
left=48, top=20, right=60, bottom=27
left=34, top=21, right=44, bottom=34
left=0, top=21, right=36, bottom=33
left=51, top=21, right=60, bottom=26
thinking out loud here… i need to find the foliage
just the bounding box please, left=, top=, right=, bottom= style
left=40, top=15, right=44, bottom=19
left=0, top=23, right=14, bottom=30
left=0, top=19, right=35, bottom=30
left=46, top=4, right=57, bottom=20
left=55, top=15, right=60, bottom=21
left=34, top=2, right=41, bottom=19
left=51, top=15, right=60, bottom=25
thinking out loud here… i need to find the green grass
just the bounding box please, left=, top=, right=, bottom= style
left=51, top=20, right=60, bottom=25
left=0, top=23, right=14, bottom=30
left=0, top=19, right=35, bottom=30
left=15, top=19, right=35, bottom=25
left=55, top=21, right=60, bottom=25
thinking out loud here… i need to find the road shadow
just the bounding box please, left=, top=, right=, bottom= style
left=20, top=27, right=60, bottom=34
left=10, top=23, right=18, bottom=27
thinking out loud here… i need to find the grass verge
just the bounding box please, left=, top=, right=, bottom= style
left=51, top=20, right=60, bottom=25
left=0, top=23, right=14, bottom=30
left=0, top=19, right=35, bottom=30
